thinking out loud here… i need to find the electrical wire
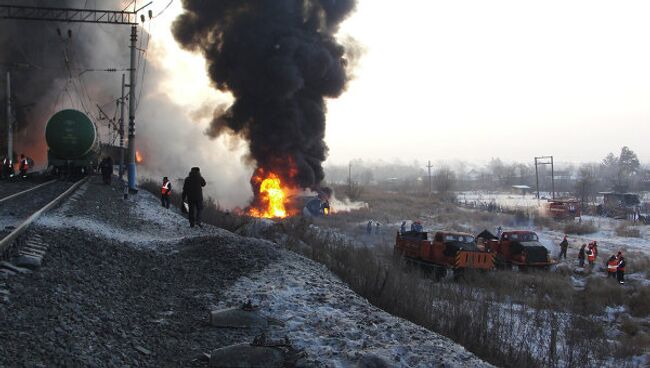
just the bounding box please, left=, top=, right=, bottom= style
left=135, top=20, right=151, bottom=111
left=154, top=0, right=174, bottom=18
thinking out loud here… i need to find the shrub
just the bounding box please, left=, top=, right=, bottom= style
left=615, top=223, right=642, bottom=238
left=564, top=220, right=598, bottom=235
left=628, top=288, right=650, bottom=317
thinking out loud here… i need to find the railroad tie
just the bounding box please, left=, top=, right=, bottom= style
left=24, top=240, right=47, bottom=249
left=0, top=261, right=31, bottom=274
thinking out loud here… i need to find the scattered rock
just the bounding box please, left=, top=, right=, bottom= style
left=134, top=345, right=152, bottom=355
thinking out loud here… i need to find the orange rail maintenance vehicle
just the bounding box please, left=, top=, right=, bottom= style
left=395, top=230, right=495, bottom=279
left=477, top=229, right=554, bottom=270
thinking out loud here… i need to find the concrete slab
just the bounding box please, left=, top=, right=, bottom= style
left=209, top=308, right=269, bottom=329
left=209, top=344, right=284, bottom=368
left=13, top=255, right=42, bottom=269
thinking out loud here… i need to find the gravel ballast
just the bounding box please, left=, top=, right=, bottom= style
left=0, top=177, right=281, bottom=367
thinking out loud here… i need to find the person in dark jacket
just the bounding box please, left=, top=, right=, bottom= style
left=559, top=235, right=568, bottom=259
left=578, top=243, right=586, bottom=267
left=617, top=254, right=626, bottom=284
left=182, top=167, right=206, bottom=228
left=100, top=156, right=113, bottom=185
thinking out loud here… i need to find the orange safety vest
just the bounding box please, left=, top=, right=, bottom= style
left=161, top=181, right=171, bottom=196
left=607, top=259, right=618, bottom=273
left=587, top=249, right=595, bottom=262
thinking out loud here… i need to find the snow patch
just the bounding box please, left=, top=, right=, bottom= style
left=215, top=251, right=491, bottom=367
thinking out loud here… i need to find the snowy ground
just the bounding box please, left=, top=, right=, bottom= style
left=36, top=178, right=229, bottom=249
left=214, top=250, right=492, bottom=368
left=457, top=191, right=545, bottom=210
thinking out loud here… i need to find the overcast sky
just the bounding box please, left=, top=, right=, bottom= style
left=150, top=0, right=650, bottom=166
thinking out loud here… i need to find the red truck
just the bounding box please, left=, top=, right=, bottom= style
left=548, top=199, right=581, bottom=220
left=477, top=229, right=554, bottom=269
left=395, top=230, right=495, bottom=279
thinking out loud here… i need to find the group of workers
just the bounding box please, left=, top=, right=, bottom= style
left=96, top=155, right=206, bottom=229
left=569, top=237, right=627, bottom=284
left=366, top=220, right=381, bottom=234
left=158, top=167, right=206, bottom=228
left=400, top=220, right=423, bottom=233
left=1, top=154, right=31, bottom=179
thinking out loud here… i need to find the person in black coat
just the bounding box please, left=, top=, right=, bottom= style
left=182, top=167, right=206, bottom=228
left=100, top=156, right=113, bottom=185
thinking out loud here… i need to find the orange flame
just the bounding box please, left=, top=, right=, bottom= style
left=249, top=172, right=290, bottom=218
left=135, top=150, right=143, bottom=163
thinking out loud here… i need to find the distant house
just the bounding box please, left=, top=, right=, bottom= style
left=511, top=185, right=532, bottom=196
left=598, top=192, right=641, bottom=218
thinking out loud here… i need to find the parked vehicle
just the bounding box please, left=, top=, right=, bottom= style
left=395, top=230, right=495, bottom=279
left=477, top=229, right=554, bottom=269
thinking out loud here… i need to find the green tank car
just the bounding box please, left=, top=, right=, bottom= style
left=45, top=109, right=99, bottom=176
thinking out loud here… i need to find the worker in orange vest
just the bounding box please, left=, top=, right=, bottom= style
left=591, top=241, right=598, bottom=258
left=161, top=176, right=172, bottom=209
left=606, top=255, right=618, bottom=278
left=617, top=254, right=626, bottom=284
left=586, top=244, right=596, bottom=266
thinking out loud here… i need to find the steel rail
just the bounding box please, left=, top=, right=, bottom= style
left=0, top=177, right=89, bottom=254
left=0, top=179, right=57, bottom=204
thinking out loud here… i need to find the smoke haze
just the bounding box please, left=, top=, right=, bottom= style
left=0, top=0, right=253, bottom=207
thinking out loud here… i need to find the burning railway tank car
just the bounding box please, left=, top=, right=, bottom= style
left=45, top=109, right=100, bottom=177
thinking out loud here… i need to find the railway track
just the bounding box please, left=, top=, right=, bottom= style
left=0, top=177, right=88, bottom=267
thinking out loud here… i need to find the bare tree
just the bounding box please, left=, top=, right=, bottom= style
left=433, top=166, right=456, bottom=200
left=575, top=164, right=597, bottom=206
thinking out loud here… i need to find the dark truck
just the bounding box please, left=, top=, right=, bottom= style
left=395, top=230, right=495, bottom=279
left=477, top=230, right=554, bottom=269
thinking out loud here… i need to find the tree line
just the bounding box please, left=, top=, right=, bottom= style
left=325, top=146, right=647, bottom=201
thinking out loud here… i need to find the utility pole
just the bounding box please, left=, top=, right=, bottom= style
left=534, top=157, right=540, bottom=204
left=5, top=71, right=11, bottom=161
left=348, top=161, right=352, bottom=186
left=426, top=160, right=433, bottom=194
left=119, top=73, right=125, bottom=180
left=550, top=156, right=555, bottom=200
left=534, top=155, right=555, bottom=203
left=126, top=25, right=138, bottom=193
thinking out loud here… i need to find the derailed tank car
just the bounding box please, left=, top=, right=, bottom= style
left=45, top=109, right=100, bottom=177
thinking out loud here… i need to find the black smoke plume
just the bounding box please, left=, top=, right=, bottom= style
left=173, top=0, right=357, bottom=189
